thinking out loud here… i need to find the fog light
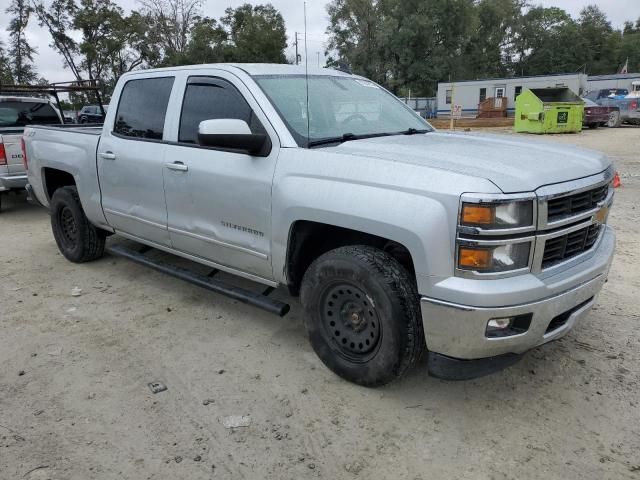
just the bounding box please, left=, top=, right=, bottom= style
left=486, top=314, right=532, bottom=338
left=488, top=318, right=512, bottom=330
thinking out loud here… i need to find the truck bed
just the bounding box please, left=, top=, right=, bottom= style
left=24, top=123, right=107, bottom=226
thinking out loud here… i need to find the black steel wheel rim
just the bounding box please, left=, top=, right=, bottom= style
left=59, top=206, right=78, bottom=247
left=320, top=283, right=382, bottom=362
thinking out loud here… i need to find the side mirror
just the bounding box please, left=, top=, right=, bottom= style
left=197, top=119, right=270, bottom=156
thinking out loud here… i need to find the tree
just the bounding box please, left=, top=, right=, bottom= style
left=138, top=0, right=203, bottom=63
left=326, top=0, right=388, bottom=86
left=0, top=40, right=15, bottom=83
left=466, top=0, right=525, bottom=78
left=221, top=4, right=287, bottom=63
left=619, top=17, right=640, bottom=73
left=326, top=0, right=477, bottom=95
left=6, top=0, right=38, bottom=83
left=32, top=0, right=155, bottom=91
left=32, top=0, right=83, bottom=81
left=73, top=0, right=153, bottom=87
left=575, top=5, right=618, bottom=74
left=181, top=17, right=227, bottom=64
left=516, top=6, right=580, bottom=75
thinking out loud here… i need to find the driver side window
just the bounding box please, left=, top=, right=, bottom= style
left=178, top=77, right=266, bottom=144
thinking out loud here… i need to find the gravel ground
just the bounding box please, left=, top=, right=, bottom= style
left=1, top=127, right=639, bottom=480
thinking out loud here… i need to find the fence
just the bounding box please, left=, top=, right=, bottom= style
left=399, top=97, right=438, bottom=118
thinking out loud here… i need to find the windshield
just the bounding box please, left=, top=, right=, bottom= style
left=253, top=74, right=432, bottom=147
left=0, top=101, right=61, bottom=128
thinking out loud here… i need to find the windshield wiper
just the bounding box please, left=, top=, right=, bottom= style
left=400, top=127, right=430, bottom=135
left=307, top=132, right=360, bottom=148
left=307, top=128, right=430, bottom=148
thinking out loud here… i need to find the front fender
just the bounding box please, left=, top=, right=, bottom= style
left=271, top=175, right=454, bottom=294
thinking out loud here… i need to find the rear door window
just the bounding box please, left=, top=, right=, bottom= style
left=178, top=76, right=266, bottom=145
left=113, top=77, right=174, bottom=140
left=0, top=101, right=60, bottom=127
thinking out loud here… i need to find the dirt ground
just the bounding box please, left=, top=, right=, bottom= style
left=1, top=127, right=639, bottom=480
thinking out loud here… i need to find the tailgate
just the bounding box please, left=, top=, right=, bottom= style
left=0, top=133, right=25, bottom=175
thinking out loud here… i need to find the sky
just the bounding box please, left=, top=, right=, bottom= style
left=0, top=0, right=638, bottom=83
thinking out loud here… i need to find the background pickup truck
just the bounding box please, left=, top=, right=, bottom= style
left=24, top=64, right=616, bottom=386
left=583, top=88, right=640, bottom=126
left=0, top=95, right=63, bottom=210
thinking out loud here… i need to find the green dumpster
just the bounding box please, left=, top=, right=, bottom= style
left=514, top=87, right=584, bottom=134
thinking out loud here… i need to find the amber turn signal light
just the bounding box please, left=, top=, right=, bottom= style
left=458, top=247, right=492, bottom=269
left=461, top=204, right=495, bottom=225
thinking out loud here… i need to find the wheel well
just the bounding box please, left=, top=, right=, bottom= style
left=286, top=220, right=415, bottom=296
left=43, top=168, right=75, bottom=200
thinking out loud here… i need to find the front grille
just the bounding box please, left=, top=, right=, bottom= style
left=542, top=224, right=601, bottom=268
left=547, top=184, right=608, bottom=223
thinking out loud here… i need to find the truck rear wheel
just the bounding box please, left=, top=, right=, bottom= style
left=50, top=186, right=106, bottom=263
left=300, top=245, right=425, bottom=386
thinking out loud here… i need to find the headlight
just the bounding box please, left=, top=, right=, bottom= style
left=460, top=200, right=534, bottom=230
left=457, top=241, right=532, bottom=273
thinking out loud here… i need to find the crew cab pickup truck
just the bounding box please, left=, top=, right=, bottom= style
left=24, top=64, right=616, bottom=386
left=1, top=95, right=63, bottom=209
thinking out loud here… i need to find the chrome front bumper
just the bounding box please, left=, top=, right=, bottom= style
left=0, top=173, right=27, bottom=191
left=421, top=226, right=615, bottom=360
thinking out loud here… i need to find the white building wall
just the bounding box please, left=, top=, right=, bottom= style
left=437, top=74, right=588, bottom=117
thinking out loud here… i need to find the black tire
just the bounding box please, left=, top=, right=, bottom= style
left=607, top=111, right=621, bottom=128
left=300, top=245, right=425, bottom=387
left=587, top=123, right=599, bottom=129
left=50, top=186, right=106, bottom=263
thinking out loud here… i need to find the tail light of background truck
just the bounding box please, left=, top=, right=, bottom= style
left=21, top=136, right=28, bottom=170
left=0, top=141, right=6, bottom=166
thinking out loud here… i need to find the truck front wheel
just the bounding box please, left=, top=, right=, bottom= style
left=50, top=186, right=106, bottom=263
left=300, top=245, right=425, bottom=386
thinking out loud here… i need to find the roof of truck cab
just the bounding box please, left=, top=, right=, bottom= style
left=122, top=63, right=355, bottom=78
left=0, top=95, right=52, bottom=103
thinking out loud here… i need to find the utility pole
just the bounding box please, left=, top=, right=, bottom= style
left=294, top=32, right=301, bottom=65
left=317, top=52, right=320, bottom=67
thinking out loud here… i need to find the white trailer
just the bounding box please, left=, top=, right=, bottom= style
left=437, top=73, right=588, bottom=118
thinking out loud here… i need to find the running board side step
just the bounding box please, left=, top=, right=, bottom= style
left=106, top=243, right=290, bottom=317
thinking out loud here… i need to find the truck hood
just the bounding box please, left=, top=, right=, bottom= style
left=331, top=131, right=610, bottom=193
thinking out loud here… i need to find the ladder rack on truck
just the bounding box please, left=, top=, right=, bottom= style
left=0, top=80, right=107, bottom=119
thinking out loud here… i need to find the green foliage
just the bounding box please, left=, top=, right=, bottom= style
left=140, top=0, right=287, bottom=66
left=619, top=18, right=640, bottom=74
left=326, top=0, right=640, bottom=96
left=221, top=3, right=287, bottom=63
left=0, top=40, right=15, bottom=83
left=176, top=17, right=227, bottom=65
left=17, top=0, right=287, bottom=95
left=6, top=0, right=39, bottom=83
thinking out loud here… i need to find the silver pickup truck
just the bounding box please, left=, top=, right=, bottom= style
left=1, top=95, right=63, bottom=209
left=24, top=64, right=616, bottom=385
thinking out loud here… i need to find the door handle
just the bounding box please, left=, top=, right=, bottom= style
left=165, top=161, right=188, bottom=172
left=99, top=152, right=116, bottom=160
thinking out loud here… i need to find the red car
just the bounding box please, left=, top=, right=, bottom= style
left=583, top=98, right=619, bottom=128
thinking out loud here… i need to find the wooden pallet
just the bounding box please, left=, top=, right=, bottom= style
left=429, top=118, right=514, bottom=129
